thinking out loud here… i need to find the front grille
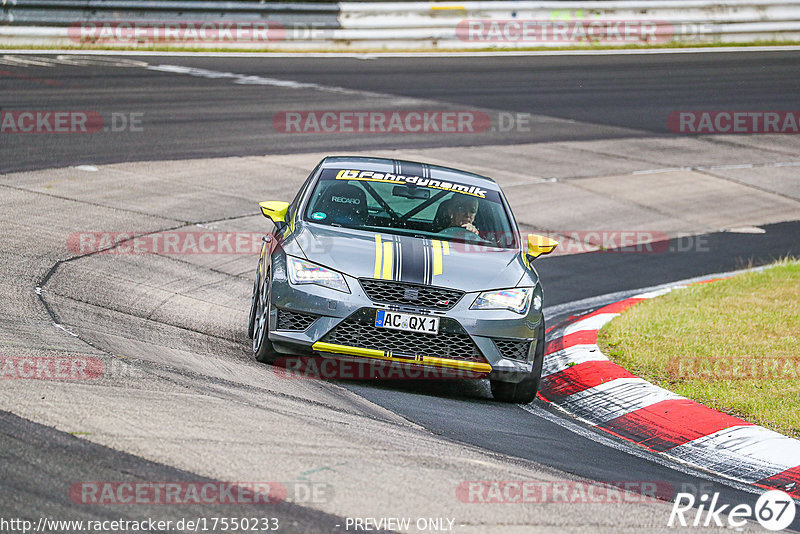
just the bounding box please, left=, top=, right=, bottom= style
left=493, top=338, right=532, bottom=361
left=321, top=310, right=485, bottom=363
left=359, top=279, right=464, bottom=310
left=276, top=309, right=318, bottom=331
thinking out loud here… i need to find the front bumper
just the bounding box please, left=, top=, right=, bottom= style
left=311, top=341, right=493, bottom=375
left=266, top=259, right=542, bottom=383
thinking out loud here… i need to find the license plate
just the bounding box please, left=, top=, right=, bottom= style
left=375, top=310, right=439, bottom=335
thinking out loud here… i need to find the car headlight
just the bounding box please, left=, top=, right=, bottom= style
left=471, top=288, right=533, bottom=314
left=286, top=256, right=350, bottom=293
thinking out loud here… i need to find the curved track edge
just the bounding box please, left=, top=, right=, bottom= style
left=539, top=276, right=800, bottom=500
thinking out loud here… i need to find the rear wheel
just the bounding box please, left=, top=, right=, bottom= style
left=491, top=319, right=545, bottom=404
left=252, top=267, right=278, bottom=364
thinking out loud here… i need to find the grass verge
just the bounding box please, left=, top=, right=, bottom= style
left=598, top=259, right=800, bottom=438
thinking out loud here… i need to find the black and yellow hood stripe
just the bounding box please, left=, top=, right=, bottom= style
left=373, top=234, right=450, bottom=284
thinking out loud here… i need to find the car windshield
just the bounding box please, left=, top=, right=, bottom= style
left=304, top=168, right=517, bottom=248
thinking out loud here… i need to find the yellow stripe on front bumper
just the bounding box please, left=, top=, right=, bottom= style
left=312, top=342, right=493, bottom=374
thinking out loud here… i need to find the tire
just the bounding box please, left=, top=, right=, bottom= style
left=491, top=318, right=545, bottom=404
left=247, top=275, right=259, bottom=339
left=252, top=267, right=278, bottom=364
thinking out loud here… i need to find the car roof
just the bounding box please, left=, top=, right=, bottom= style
left=319, top=156, right=502, bottom=192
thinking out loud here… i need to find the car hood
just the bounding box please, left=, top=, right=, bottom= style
left=292, top=223, right=530, bottom=293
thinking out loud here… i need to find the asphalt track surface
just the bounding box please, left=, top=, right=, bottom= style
left=0, top=411, right=350, bottom=533
left=2, top=51, right=800, bottom=531
left=2, top=50, right=800, bottom=173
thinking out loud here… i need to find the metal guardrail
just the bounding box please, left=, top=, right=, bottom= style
left=1, top=0, right=799, bottom=48
left=337, top=0, right=800, bottom=45
left=1, top=0, right=340, bottom=26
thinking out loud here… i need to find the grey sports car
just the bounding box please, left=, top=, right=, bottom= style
left=247, top=156, right=557, bottom=403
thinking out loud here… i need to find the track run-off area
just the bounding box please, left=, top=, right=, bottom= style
left=1, top=50, right=800, bottom=532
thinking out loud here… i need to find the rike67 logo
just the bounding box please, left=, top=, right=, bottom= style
left=669, top=490, right=796, bottom=531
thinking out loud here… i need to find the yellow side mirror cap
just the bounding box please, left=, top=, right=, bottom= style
left=259, top=201, right=290, bottom=223
left=526, top=234, right=558, bottom=260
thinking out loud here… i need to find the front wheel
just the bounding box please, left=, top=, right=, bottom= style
left=252, top=268, right=278, bottom=364
left=247, top=276, right=259, bottom=339
left=490, top=319, right=545, bottom=404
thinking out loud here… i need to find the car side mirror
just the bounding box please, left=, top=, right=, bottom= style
left=526, top=234, right=558, bottom=261
left=259, top=201, right=290, bottom=231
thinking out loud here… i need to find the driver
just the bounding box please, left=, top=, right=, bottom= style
left=444, top=196, right=479, bottom=235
